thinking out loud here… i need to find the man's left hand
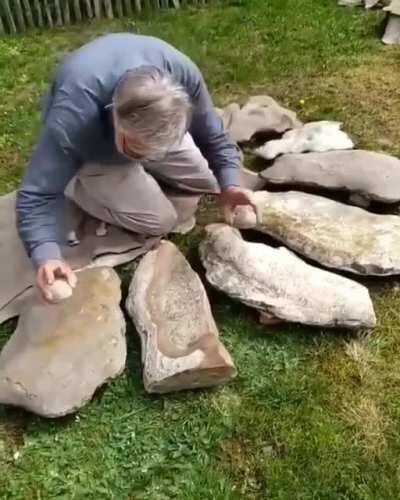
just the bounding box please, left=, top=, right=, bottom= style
left=218, top=186, right=257, bottom=225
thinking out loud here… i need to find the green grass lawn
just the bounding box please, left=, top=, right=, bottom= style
left=1, top=1, right=400, bottom=498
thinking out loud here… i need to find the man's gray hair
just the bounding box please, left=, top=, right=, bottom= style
left=113, top=66, right=191, bottom=157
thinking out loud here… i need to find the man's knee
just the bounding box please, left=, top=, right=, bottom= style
left=152, top=204, right=178, bottom=235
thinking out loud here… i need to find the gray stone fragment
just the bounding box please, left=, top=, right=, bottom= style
left=259, top=150, right=400, bottom=204
left=200, top=224, right=376, bottom=329
left=0, top=268, right=126, bottom=417
left=125, top=241, right=236, bottom=393
left=252, top=190, right=400, bottom=276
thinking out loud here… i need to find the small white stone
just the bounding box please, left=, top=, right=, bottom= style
left=45, top=280, right=73, bottom=303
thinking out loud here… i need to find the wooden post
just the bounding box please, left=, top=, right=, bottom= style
left=3, top=0, right=17, bottom=34
left=84, top=0, right=94, bottom=18
left=93, top=0, right=101, bottom=18
left=63, top=0, right=71, bottom=24
left=43, top=0, right=54, bottom=28
left=13, top=0, right=26, bottom=31
left=73, top=0, right=82, bottom=21
left=33, top=0, right=44, bottom=27
left=103, top=0, right=114, bottom=18
left=123, top=0, right=133, bottom=15
left=115, top=0, right=124, bottom=17
left=0, top=15, right=5, bottom=35
left=22, top=0, right=35, bottom=28
left=134, top=0, right=142, bottom=12
left=54, top=0, right=63, bottom=26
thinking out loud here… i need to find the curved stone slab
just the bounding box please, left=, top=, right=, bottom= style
left=200, top=224, right=376, bottom=329
left=252, top=190, right=400, bottom=276
left=218, top=95, right=301, bottom=144
left=125, top=240, right=236, bottom=393
left=260, top=150, right=400, bottom=204
left=255, top=121, right=354, bottom=160
left=0, top=268, right=126, bottom=417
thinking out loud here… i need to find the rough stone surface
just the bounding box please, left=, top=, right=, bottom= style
left=252, top=190, right=400, bottom=276
left=125, top=240, right=236, bottom=393
left=0, top=268, right=126, bottom=417
left=218, top=95, right=302, bottom=143
left=384, top=0, right=400, bottom=14
left=0, top=191, right=158, bottom=324
left=200, top=224, right=376, bottom=329
left=338, top=0, right=363, bottom=5
left=255, top=121, right=354, bottom=160
left=259, top=150, right=400, bottom=204
left=240, top=167, right=267, bottom=191
left=44, top=279, right=74, bottom=303
left=382, top=12, right=400, bottom=44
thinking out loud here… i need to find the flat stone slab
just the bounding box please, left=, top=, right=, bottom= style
left=255, top=121, right=354, bottom=160
left=0, top=268, right=126, bottom=417
left=217, top=95, right=302, bottom=143
left=125, top=240, right=236, bottom=393
left=200, top=224, right=376, bottom=329
left=0, top=191, right=159, bottom=324
left=259, top=150, right=400, bottom=204
left=251, top=190, right=400, bottom=276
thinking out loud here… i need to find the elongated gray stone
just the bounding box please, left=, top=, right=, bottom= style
left=0, top=268, right=126, bottom=417
left=251, top=190, right=400, bottom=276
left=259, top=150, right=400, bottom=204
left=125, top=240, right=236, bottom=393
left=200, top=224, right=376, bottom=329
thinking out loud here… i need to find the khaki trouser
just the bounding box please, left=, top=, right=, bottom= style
left=65, top=133, right=220, bottom=237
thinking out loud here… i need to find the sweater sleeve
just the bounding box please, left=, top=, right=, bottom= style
left=168, top=55, right=241, bottom=189
left=16, top=125, right=80, bottom=267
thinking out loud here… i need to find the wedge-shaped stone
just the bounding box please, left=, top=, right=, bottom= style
left=200, top=224, right=376, bottom=328
left=125, top=241, right=236, bottom=393
left=0, top=268, right=126, bottom=417
left=251, top=191, right=400, bottom=276
left=260, top=150, right=400, bottom=204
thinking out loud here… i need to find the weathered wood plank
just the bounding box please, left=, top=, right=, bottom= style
left=93, top=0, right=101, bottom=18
left=22, top=0, right=35, bottom=28
left=123, top=0, right=133, bottom=15
left=0, top=14, right=5, bottom=35
left=33, top=0, right=44, bottom=27
left=115, top=0, right=124, bottom=17
left=14, top=0, right=26, bottom=31
left=103, top=0, right=114, bottom=18
left=84, top=0, right=94, bottom=18
left=54, top=0, right=63, bottom=26
left=42, top=0, right=54, bottom=28
left=73, top=0, right=82, bottom=21
left=62, top=0, right=71, bottom=24
left=3, top=0, right=17, bottom=34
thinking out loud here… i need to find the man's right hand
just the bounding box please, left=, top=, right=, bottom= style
left=36, top=259, right=77, bottom=303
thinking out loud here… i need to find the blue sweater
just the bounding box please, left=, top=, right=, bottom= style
left=16, top=33, right=240, bottom=267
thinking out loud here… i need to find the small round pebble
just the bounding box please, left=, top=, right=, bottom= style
left=45, top=279, right=73, bottom=303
